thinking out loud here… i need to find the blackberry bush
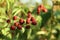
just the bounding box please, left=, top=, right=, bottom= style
left=0, top=0, right=60, bottom=40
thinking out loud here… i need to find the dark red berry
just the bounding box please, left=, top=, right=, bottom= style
left=31, top=20, right=37, bottom=25
left=37, top=10, right=40, bottom=15
left=31, top=17, right=35, bottom=21
left=13, top=16, right=17, bottom=20
left=39, top=4, right=44, bottom=9
left=27, top=11, right=31, bottom=18
left=10, top=26, right=16, bottom=30
left=25, top=25, right=30, bottom=29
left=37, top=7, right=41, bottom=15
left=26, top=18, right=30, bottom=24
left=6, top=19, right=10, bottom=23
left=42, top=8, right=48, bottom=13
left=14, top=22, right=19, bottom=26
left=31, top=17, right=37, bottom=25
left=17, top=25, right=22, bottom=30
left=19, top=18, right=24, bottom=25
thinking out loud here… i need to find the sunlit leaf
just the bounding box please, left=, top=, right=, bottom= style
left=27, top=29, right=32, bottom=39
left=0, top=19, right=4, bottom=22
left=20, top=27, right=25, bottom=33
left=12, top=8, right=19, bottom=14
left=13, top=9, right=21, bottom=16
left=2, top=28, right=10, bottom=36
left=6, top=0, right=10, bottom=10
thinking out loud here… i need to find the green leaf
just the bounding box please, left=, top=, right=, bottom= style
left=0, top=19, right=4, bottom=22
left=3, top=23, right=8, bottom=27
left=27, top=29, right=32, bottom=39
left=0, top=34, right=11, bottom=40
left=36, top=31, right=48, bottom=35
left=0, top=7, right=6, bottom=15
left=55, top=24, right=60, bottom=30
left=55, top=10, right=60, bottom=20
left=40, top=9, right=51, bottom=28
left=13, top=9, right=21, bottom=16
left=0, top=16, right=8, bottom=19
left=20, top=27, right=25, bottom=33
left=2, top=28, right=10, bottom=36
left=0, top=23, right=7, bottom=28
left=36, top=16, right=42, bottom=26
left=7, top=33, right=11, bottom=39
left=6, top=0, right=10, bottom=10
left=12, top=8, right=19, bottom=14
left=9, top=0, right=14, bottom=4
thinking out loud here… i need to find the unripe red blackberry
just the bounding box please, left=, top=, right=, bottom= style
left=25, top=25, right=30, bottom=29
left=31, top=20, right=37, bottom=25
left=27, top=11, right=31, bottom=18
left=26, top=18, right=30, bottom=24
left=42, top=8, right=48, bottom=13
left=13, top=16, right=17, bottom=20
left=17, top=25, right=22, bottom=30
left=14, top=22, right=19, bottom=26
left=6, top=19, right=10, bottom=23
left=10, top=25, right=16, bottom=30
left=19, top=18, right=24, bottom=25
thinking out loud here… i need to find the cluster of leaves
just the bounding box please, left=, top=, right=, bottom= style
left=0, top=0, right=60, bottom=40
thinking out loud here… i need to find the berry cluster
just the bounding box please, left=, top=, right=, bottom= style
left=26, top=11, right=37, bottom=25
left=6, top=5, right=48, bottom=31
left=6, top=11, right=37, bottom=30
left=37, top=4, right=48, bottom=15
